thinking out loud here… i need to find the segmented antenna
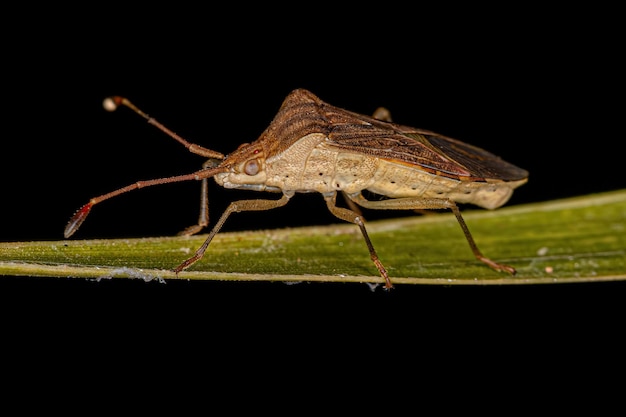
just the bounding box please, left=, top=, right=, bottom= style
left=63, top=96, right=229, bottom=239
left=102, top=96, right=225, bottom=160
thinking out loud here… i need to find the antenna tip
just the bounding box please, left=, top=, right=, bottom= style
left=102, top=97, right=120, bottom=112
left=102, top=97, right=117, bottom=112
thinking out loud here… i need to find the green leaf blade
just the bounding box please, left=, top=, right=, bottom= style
left=1, top=189, right=625, bottom=285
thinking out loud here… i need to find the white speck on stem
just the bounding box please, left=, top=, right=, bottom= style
left=537, top=246, right=549, bottom=256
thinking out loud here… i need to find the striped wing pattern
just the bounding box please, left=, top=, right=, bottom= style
left=263, top=89, right=528, bottom=182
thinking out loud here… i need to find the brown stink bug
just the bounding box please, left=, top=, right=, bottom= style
left=65, top=89, right=528, bottom=289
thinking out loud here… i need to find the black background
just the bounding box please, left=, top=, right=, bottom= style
left=2, top=6, right=624, bottom=373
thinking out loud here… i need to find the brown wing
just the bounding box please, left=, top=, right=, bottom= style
left=324, top=106, right=528, bottom=181
left=261, top=89, right=528, bottom=182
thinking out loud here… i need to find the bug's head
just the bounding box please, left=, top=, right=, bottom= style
left=215, top=142, right=268, bottom=190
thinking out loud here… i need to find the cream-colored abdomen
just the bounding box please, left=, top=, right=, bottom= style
left=264, top=135, right=526, bottom=209
left=367, top=159, right=527, bottom=209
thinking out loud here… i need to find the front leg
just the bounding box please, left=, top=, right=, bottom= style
left=174, top=194, right=291, bottom=273
left=178, top=159, right=216, bottom=236
left=347, top=192, right=517, bottom=275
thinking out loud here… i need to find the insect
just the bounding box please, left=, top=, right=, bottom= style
left=65, top=88, right=528, bottom=289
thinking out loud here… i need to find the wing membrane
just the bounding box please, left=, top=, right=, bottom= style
left=263, top=89, right=528, bottom=182
left=324, top=106, right=528, bottom=181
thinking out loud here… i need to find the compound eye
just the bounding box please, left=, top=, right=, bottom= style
left=244, top=159, right=260, bottom=176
